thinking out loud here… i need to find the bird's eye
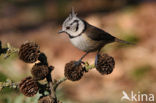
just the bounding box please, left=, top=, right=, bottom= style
left=66, top=26, right=70, bottom=30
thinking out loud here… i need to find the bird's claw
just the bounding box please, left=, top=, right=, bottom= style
left=73, top=60, right=84, bottom=67
left=95, top=54, right=99, bottom=67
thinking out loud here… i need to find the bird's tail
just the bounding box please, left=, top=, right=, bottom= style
left=115, top=38, right=134, bottom=45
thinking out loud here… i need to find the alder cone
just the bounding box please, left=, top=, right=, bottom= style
left=64, top=61, right=84, bottom=81
left=19, top=42, right=40, bottom=63
left=31, top=63, right=49, bottom=80
left=96, top=53, right=115, bottom=75
left=19, top=76, right=39, bottom=97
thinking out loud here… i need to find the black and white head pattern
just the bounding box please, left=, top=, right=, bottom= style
left=61, top=9, right=85, bottom=38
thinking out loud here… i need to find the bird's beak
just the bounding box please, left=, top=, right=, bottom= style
left=58, top=30, right=65, bottom=34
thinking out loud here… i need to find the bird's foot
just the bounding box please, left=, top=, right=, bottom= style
left=74, top=60, right=84, bottom=66
left=95, top=53, right=99, bottom=67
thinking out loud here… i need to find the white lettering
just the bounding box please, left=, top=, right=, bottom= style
left=149, top=94, right=154, bottom=101
left=121, top=91, right=155, bottom=102
left=131, top=91, right=137, bottom=101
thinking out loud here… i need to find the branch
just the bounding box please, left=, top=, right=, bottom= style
left=0, top=42, right=19, bottom=59
left=54, top=77, right=67, bottom=91
left=0, top=79, right=19, bottom=90
left=4, top=43, right=19, bottom=59
left=46, top=66, right=57, bottom=102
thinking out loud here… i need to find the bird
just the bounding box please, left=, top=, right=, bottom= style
left=59, top=9, right=132, bottom=65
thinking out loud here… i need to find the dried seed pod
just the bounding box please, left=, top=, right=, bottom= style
left=18, top=42, right=40, bottom=63
left=38, top=96, right=53, bottom=103
left=19, top=76, right=39, bottom=97
left=96, top=53, right=115, bottom=75
left=64, top=61, right=84, bottom=81
left=31, top=63, right=49, bottom=81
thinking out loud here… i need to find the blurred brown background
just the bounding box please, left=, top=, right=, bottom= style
left=0, top=0, right=156, bottom=103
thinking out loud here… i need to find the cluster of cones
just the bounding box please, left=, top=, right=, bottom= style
left=18, top=41, right=115, bottom=103
left=64, top=53, right=115, bottom=81
left=18, top=42, right=57, bottom=103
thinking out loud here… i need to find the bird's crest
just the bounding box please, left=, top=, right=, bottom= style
left=69, top=7, right=77, bottom=19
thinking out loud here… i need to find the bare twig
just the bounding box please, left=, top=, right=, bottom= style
left=3, top=43, right=19, bottom=59
left=46, top=66, right=57, bottom=102
left=54, top=77, right=67, bottom=91
left=0, top=79, right=19, bottom=91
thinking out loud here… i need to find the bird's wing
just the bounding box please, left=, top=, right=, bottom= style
left=85, top=21, right=115, bottom=43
